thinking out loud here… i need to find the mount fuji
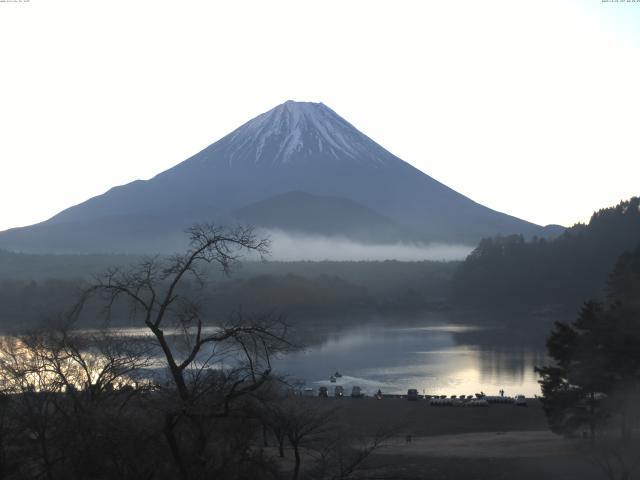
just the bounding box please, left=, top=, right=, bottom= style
left=0, top=101, right=562, bottom=254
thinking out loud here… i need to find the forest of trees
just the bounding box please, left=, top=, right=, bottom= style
left=0, top=253, right=456, bottom=330
left=452, top=197, right=640, bottom=311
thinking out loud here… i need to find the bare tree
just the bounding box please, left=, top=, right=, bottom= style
left=261, top=395, right=291, bottom=458
left=310, top=430, right=396, bottom=480
left=81, top=224, right=279, bottom=398
left=0, top=318, right=156, bottom=480
left=258, top=392, right=395, bottom=480
left=0, top=334, right=62, bottom=480
left=280, top=398, right=337, bottom=480
left=79, top=223, right=295, bottom=479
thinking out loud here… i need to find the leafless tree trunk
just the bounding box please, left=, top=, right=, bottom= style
left=78, top=224, right=294, bottom=479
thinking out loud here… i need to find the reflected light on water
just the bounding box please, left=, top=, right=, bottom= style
left=274, top=320, right=546, bottom=397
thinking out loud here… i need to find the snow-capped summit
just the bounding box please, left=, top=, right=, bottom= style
left=193, top=100, right=396, bottom=168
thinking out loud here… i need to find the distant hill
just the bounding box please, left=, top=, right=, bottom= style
left=452, top=197, right=640, bottom=309
left=0, top=101, right=561, bottom=254
left=234, top=191, right=418, bottom=243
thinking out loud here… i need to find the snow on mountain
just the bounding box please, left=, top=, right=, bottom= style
left=191, top=100, right=395, bottom=168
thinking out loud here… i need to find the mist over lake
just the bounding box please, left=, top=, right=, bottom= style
left=261, top=230, right=474, bottom=261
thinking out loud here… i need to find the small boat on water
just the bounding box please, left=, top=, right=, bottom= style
left=334, top=371, right=342, bottom=378
left=329, top=375, right=336, bottom=383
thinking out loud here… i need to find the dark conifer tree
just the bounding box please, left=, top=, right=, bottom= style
left=537, top=244, right=640, bottom=440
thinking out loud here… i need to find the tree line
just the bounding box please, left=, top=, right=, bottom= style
left=452, top=197, right=640, bottom=310
left=0, top=250, right=457, bottom=330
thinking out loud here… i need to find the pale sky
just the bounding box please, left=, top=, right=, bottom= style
left=1, top=0, right=639, bottom=232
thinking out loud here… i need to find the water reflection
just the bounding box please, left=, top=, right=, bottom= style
left=274, top=318, right=547, bottom=396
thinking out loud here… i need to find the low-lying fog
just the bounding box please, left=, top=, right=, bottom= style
left=255, top=230, right=474, bottom=262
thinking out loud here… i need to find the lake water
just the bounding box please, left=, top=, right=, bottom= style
left=23, top=314, right=549, bottom=397
left=274, top=320, right=547, bottom=397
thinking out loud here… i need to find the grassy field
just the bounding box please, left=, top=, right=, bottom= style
left=301, top=397, right=612, bottom=480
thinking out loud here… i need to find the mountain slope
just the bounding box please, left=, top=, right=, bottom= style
left=234, top=191, right=416, bottom=243
left=0, top=208, right=223, bottom=254
left=0, top=101, right=559, bottom=253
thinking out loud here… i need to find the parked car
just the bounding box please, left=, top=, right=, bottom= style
left=334, top=385, right=344, bottom=398
left=407, top=389, right=419, bottom=401
left=351, top=386, right=362, bottom=398
left=513, top=394, right=527, bottom=406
